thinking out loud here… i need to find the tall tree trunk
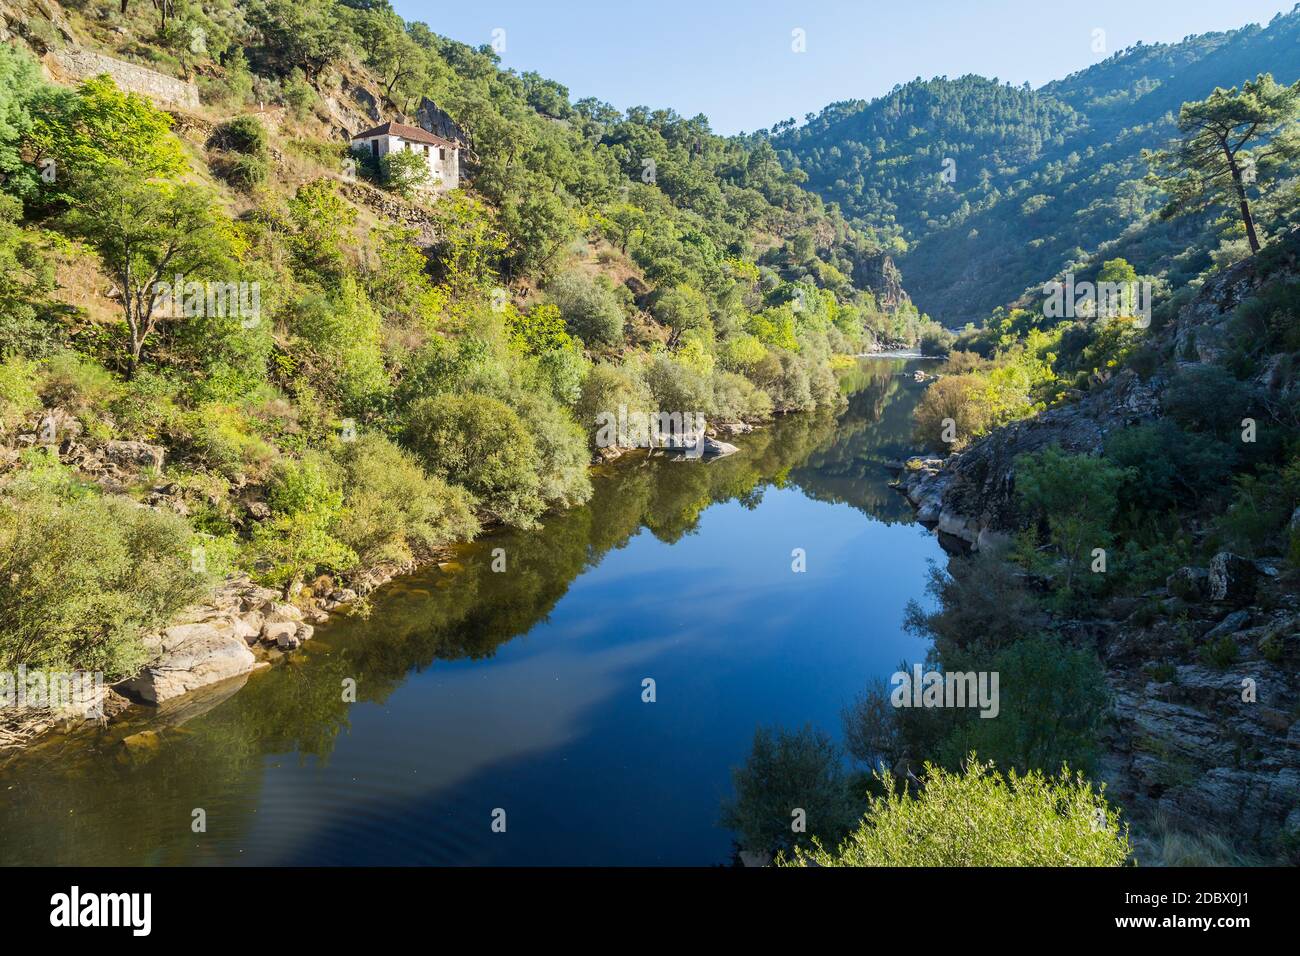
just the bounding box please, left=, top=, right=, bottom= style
left=1228, top=153, right=1261, bottom=254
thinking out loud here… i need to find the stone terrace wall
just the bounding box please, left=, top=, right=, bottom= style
left=48, top=48, right=199, bottom=110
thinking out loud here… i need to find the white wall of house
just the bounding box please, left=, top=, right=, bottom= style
left=351, top=134, right=460, bottom=193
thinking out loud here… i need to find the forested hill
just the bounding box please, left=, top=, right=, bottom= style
left=770, top=6, right=1300, bottom=324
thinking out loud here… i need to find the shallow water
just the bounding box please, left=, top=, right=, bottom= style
left=0, top=357, right=944, bottom=865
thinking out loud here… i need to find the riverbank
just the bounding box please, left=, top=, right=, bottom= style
left=0, top=359, right=945, bottom=864
left=0, top=410, right=770, bottom=755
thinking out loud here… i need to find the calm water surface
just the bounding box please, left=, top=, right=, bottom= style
left=0, top=357, right=943, bottom=865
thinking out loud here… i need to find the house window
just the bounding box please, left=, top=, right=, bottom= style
left=424, top=145, right=430, bottom=156
left=439, top=147, right=446, bottom=160
left=370, top=140, right=379, bottom=158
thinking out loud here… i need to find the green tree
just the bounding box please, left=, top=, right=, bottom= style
left=1146, top=74, right=1300, bottom=254
left=63, top=165, right=239, bottom=378
left=1015, top=445, right=1130, bottom=594
left=403, top=392, right=546, bottom=528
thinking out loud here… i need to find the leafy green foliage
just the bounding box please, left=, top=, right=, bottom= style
left=786, top=759, right=1130, bottom=867
left=0, top=457, right=210, bottom=676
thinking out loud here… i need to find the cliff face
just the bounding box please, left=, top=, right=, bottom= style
left=853, top=251, right=910, bottom=311
left=899, top=241, right=1300, bottom=859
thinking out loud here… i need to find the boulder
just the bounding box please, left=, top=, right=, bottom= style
left=1208, top=552, right=1258, bottom=604
left=703, top=437, right=738, bottom=459
left=1166, top=567, right=1211, bottom=602
left=1202, top=609, right=1249, bottom=643
left=104, top=439, right=165, bottom=471
left=261, top=619, right=298, bottom=646
left=116, top=623, right=257, bottom=705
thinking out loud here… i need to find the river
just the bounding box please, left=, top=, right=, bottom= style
left=0, top=357, right=944, bottom=866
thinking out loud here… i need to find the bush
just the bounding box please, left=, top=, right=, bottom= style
left=573, top=362, right=652, bottom=451
left=938, top=634, right=1111, bottom=776
left=1161, top=365, right=1254, bottom=440
left=249, top=453, right=356, bottom=590
left=720, top=723, right=858, bottom=856
left=333, top=433, right=480, bottom=568
left=181, top=401, right=280, bottom=482
left=1104, top=420, right=1234, bottom=518
left=403, top=392, right=546, bottom=528
left=0, top=355, right=40, bottom=439
left=212, top=115, right=268, bottom=156
left=1015, top=445, right=1130, bottom=597
left=711, top=369, right=773, bottom=422
left=380, top=149, right=430, bottom=198
left=912, top=373, right=991, bottom=450
left=0, top=459, right=210, bottom=677
left=507, top=391, right=593, bottom=509
left=545, top=272, right=625, bottom=348
left=786, top=759, right=1131, bottom=867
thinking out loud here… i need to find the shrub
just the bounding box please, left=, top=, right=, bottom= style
left=333, top=433, right=480, bottom=567
left=181, top=401, right=280, bottom=481
left=0, top=355, right=40, bottom=439
left=0, top=459, right=210, bottom=677
left=1015, top=445, right=1130, bottom=596
left=786, top=759, right=1131, bottom=867
left=711, top=369, right=773, bottom=422
left=380, top=149, right=430, bottom=198
left=720, top=723, right=858, bottom=856
left=573, top=362, right=652, bottom=451
left=249, top=453, right=356, bottom=590
left=643, top=353, right=713, bottom=416
left=938, top=634, right=1111, bottom=776
left=403, top=392, right=545, bottom=528
left=1161, top=365, right=1254, bottom=440
left=545, top=272, right=625, bottom=348
left=212, top=115, right=268, bottom=156
left=912, top=373, right=991, bottom=450
left=507, top=391, right=593, bottom=510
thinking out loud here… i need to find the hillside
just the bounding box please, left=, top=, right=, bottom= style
left=772, top=6, right=1300, bottom=323
left=0, top=0, right=952, bottom=735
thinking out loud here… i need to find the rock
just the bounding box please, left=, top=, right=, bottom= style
left=715, top=421, right=753, bottom=437
left=261, top=619, right=298, bottom=646
left=261, top=601, right=305, bottom=624
left=104, top=440, right=165, bottom=471
left=116, top=623, right=257, bottom=705
left=703, top=437, right=738, bottom=459
left=1208, top=552, right=1258, bottom=604
left=1167, top=567, right=1211, bottom=602
left=274, top=628, right=302, bottom=650
left=1202, top=609, right=1249, bottom=642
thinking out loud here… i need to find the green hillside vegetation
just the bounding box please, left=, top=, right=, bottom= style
left=0, top=0, right=946, bottom=678
left=771, top=7, right=1300, bottom=322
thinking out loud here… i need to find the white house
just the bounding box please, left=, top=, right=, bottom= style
left=350, top=121, right=461, bottom=193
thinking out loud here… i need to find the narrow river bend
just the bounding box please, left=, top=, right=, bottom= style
left=0, top=357, right=943, bottom=866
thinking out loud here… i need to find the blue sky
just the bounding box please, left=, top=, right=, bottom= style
left=391, top=0, right=1298, bottom=134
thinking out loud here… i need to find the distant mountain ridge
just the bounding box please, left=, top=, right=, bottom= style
left=772, top=6, right=1300, bottom=324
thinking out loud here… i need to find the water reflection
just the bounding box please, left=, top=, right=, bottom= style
left=0, top=358, right=942, bottom=866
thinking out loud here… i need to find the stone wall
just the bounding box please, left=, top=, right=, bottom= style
left=48, top=47, right=199, bottom=110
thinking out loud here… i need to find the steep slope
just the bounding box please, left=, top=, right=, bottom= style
left=774, top=6, right=1300, bottom=324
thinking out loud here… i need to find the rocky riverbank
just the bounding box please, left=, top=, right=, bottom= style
left=1, top=410, right=762, bottom=753
left=891, top=251, right=1300, bottom=861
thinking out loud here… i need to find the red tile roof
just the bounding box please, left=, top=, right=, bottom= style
left=351, top=121, right=458, bottom=149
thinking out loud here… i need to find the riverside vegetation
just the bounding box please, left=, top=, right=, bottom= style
left=726, top=16, right=1300, bottom=867
left=1, top=0, right=1297, bottom=866
left=0, top=0, right=947, bottom=708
